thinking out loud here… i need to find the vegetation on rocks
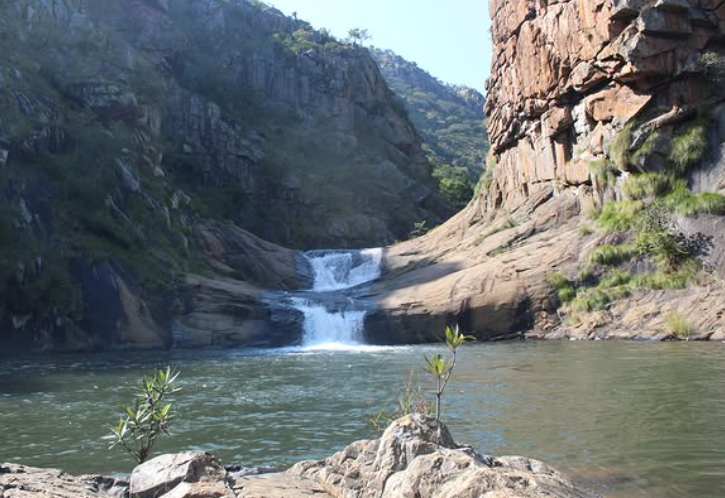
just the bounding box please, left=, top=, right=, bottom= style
left=664, top=312, right=696, bottom=339
left=669, top=118, right=710, bottom=175
left=371, top=48, right=489, bottom=179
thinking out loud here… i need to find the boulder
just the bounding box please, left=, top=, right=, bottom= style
left=129, top=452, right=232, bottom=498
left=289, top=414, right=600, bottom=498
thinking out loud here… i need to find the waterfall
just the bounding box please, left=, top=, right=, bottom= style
left=291, top=248, right=382, bottom=349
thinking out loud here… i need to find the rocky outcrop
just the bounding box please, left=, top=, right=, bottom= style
left=363, top=0, right=725, bottom=343
left=290, top=415, right=598, bottom=498
left=483, top=0, right=725, bottom=212
left=0, top=416, right=598, bottom=498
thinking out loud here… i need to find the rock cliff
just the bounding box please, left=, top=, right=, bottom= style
left=368, top=0, right=725, bottom=342
left=0, top=0, right=451, bottom=352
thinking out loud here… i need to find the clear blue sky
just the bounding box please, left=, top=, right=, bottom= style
left=267, top=0, right=492, bottom=93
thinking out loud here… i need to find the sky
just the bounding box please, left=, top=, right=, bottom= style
left=266, top=0, right=493, bottom=93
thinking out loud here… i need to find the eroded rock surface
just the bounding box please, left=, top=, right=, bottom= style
left=484, top=0, right=725, bottom=213
left=289, top=414, right=599, bottom=498
left=0, top=416, right=598, bottom=498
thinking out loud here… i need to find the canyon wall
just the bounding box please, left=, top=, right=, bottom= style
left=483, top=0, right=725, bottom=212
left=370, top=0, right=725, bottom=342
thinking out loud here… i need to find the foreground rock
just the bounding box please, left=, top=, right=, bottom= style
left=289, top=414, right=598, bottom=498
left=0, top=415, right=599, bottom=498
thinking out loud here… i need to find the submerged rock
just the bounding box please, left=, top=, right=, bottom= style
left=0, top=416, right=599, bottom=498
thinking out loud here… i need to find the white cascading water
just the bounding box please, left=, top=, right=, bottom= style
left=293, top=248, right=382, bottom=349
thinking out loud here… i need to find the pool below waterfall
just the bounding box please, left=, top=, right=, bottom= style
left=1, top=341, right=725, bottom=498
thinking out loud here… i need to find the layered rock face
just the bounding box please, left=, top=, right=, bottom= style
left=0, top=416, right=599, bottom=498
left=484, top=0, right=724, bottom=211
left=368, top=0, right=725, bottom=342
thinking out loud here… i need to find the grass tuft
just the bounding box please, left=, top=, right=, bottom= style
left=669, top=118, right=709, bottom=174
left=667, top=190, right=725, bottom=217
left=588, top=158, right=617, bottom=190
left=588, top=243, right=637, bottom=266
left=599, top=270, right=632, bottom=288
left=610, top=121, right=635, bottom=169
left=596, top=200, right=644, bottom=233
left=630, top=131, right=660, bottom=166
left=622, top=173, right=673, bottom=201
left=664, top=312, right=696, bottom=339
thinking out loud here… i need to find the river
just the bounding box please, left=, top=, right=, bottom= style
left=1, top=341, right=725, bottom=498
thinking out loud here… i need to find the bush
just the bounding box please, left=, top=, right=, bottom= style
left=588, top=243, right=637, bottom=265
left=634, top=207, right=696, bottom=270
left=664, top=312, right=695, bottom=339
left=669, top=118, right=709, bottom=174
left=622, top=173, right=672, bottom=200
left=596, top=200, right=644, bottom=233
left=105, top=367, right=181, bottom=464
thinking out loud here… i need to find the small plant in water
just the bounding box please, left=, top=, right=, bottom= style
left=424, top=325, right=474, bottom=421
left=104, top=366, right=181, bottom=464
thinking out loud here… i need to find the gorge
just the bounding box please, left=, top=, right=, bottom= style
left=4, top=0, right=725, bottom=497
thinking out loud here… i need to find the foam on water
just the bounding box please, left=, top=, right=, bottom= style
left=290, top=248, right=383, bottom=348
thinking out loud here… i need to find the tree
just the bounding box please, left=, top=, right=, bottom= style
left=104, top=366, right=181, bottom=464
left=423, top=325, right=474, bottom=421
left=347, top=28, right=371, bottom=47
left=433, top=164, right=474, bottom=209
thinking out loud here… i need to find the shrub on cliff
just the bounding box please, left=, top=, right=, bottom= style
left=669, top=118, right=710, bottom=175
left=105, top=366, right=181, bottom=464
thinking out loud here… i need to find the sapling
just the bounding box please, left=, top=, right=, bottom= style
left=424, top=325, right=474, bottom=421
left=104, top=366, right=181, bottom=464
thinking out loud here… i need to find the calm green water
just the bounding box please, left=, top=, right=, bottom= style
left=1, top=341, right=725, bottom=497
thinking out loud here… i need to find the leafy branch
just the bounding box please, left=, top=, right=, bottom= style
left=424, top=325, right=474, bottom=421
left=104, top=366, right=181, bottom=464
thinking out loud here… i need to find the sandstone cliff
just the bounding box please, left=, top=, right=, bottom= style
left=368, top=0, right=725, bottom=341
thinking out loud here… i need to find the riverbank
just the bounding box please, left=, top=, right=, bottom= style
left=0, top=415, right=598, bottom=498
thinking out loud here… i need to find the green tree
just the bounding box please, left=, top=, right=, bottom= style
left=433, top=164, right=474, bottom=209
left=347, top=28, right=371, bottom=46
left=105, top=366, right=181, bottom=464
left=424, top=325, right=474, bottom=421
